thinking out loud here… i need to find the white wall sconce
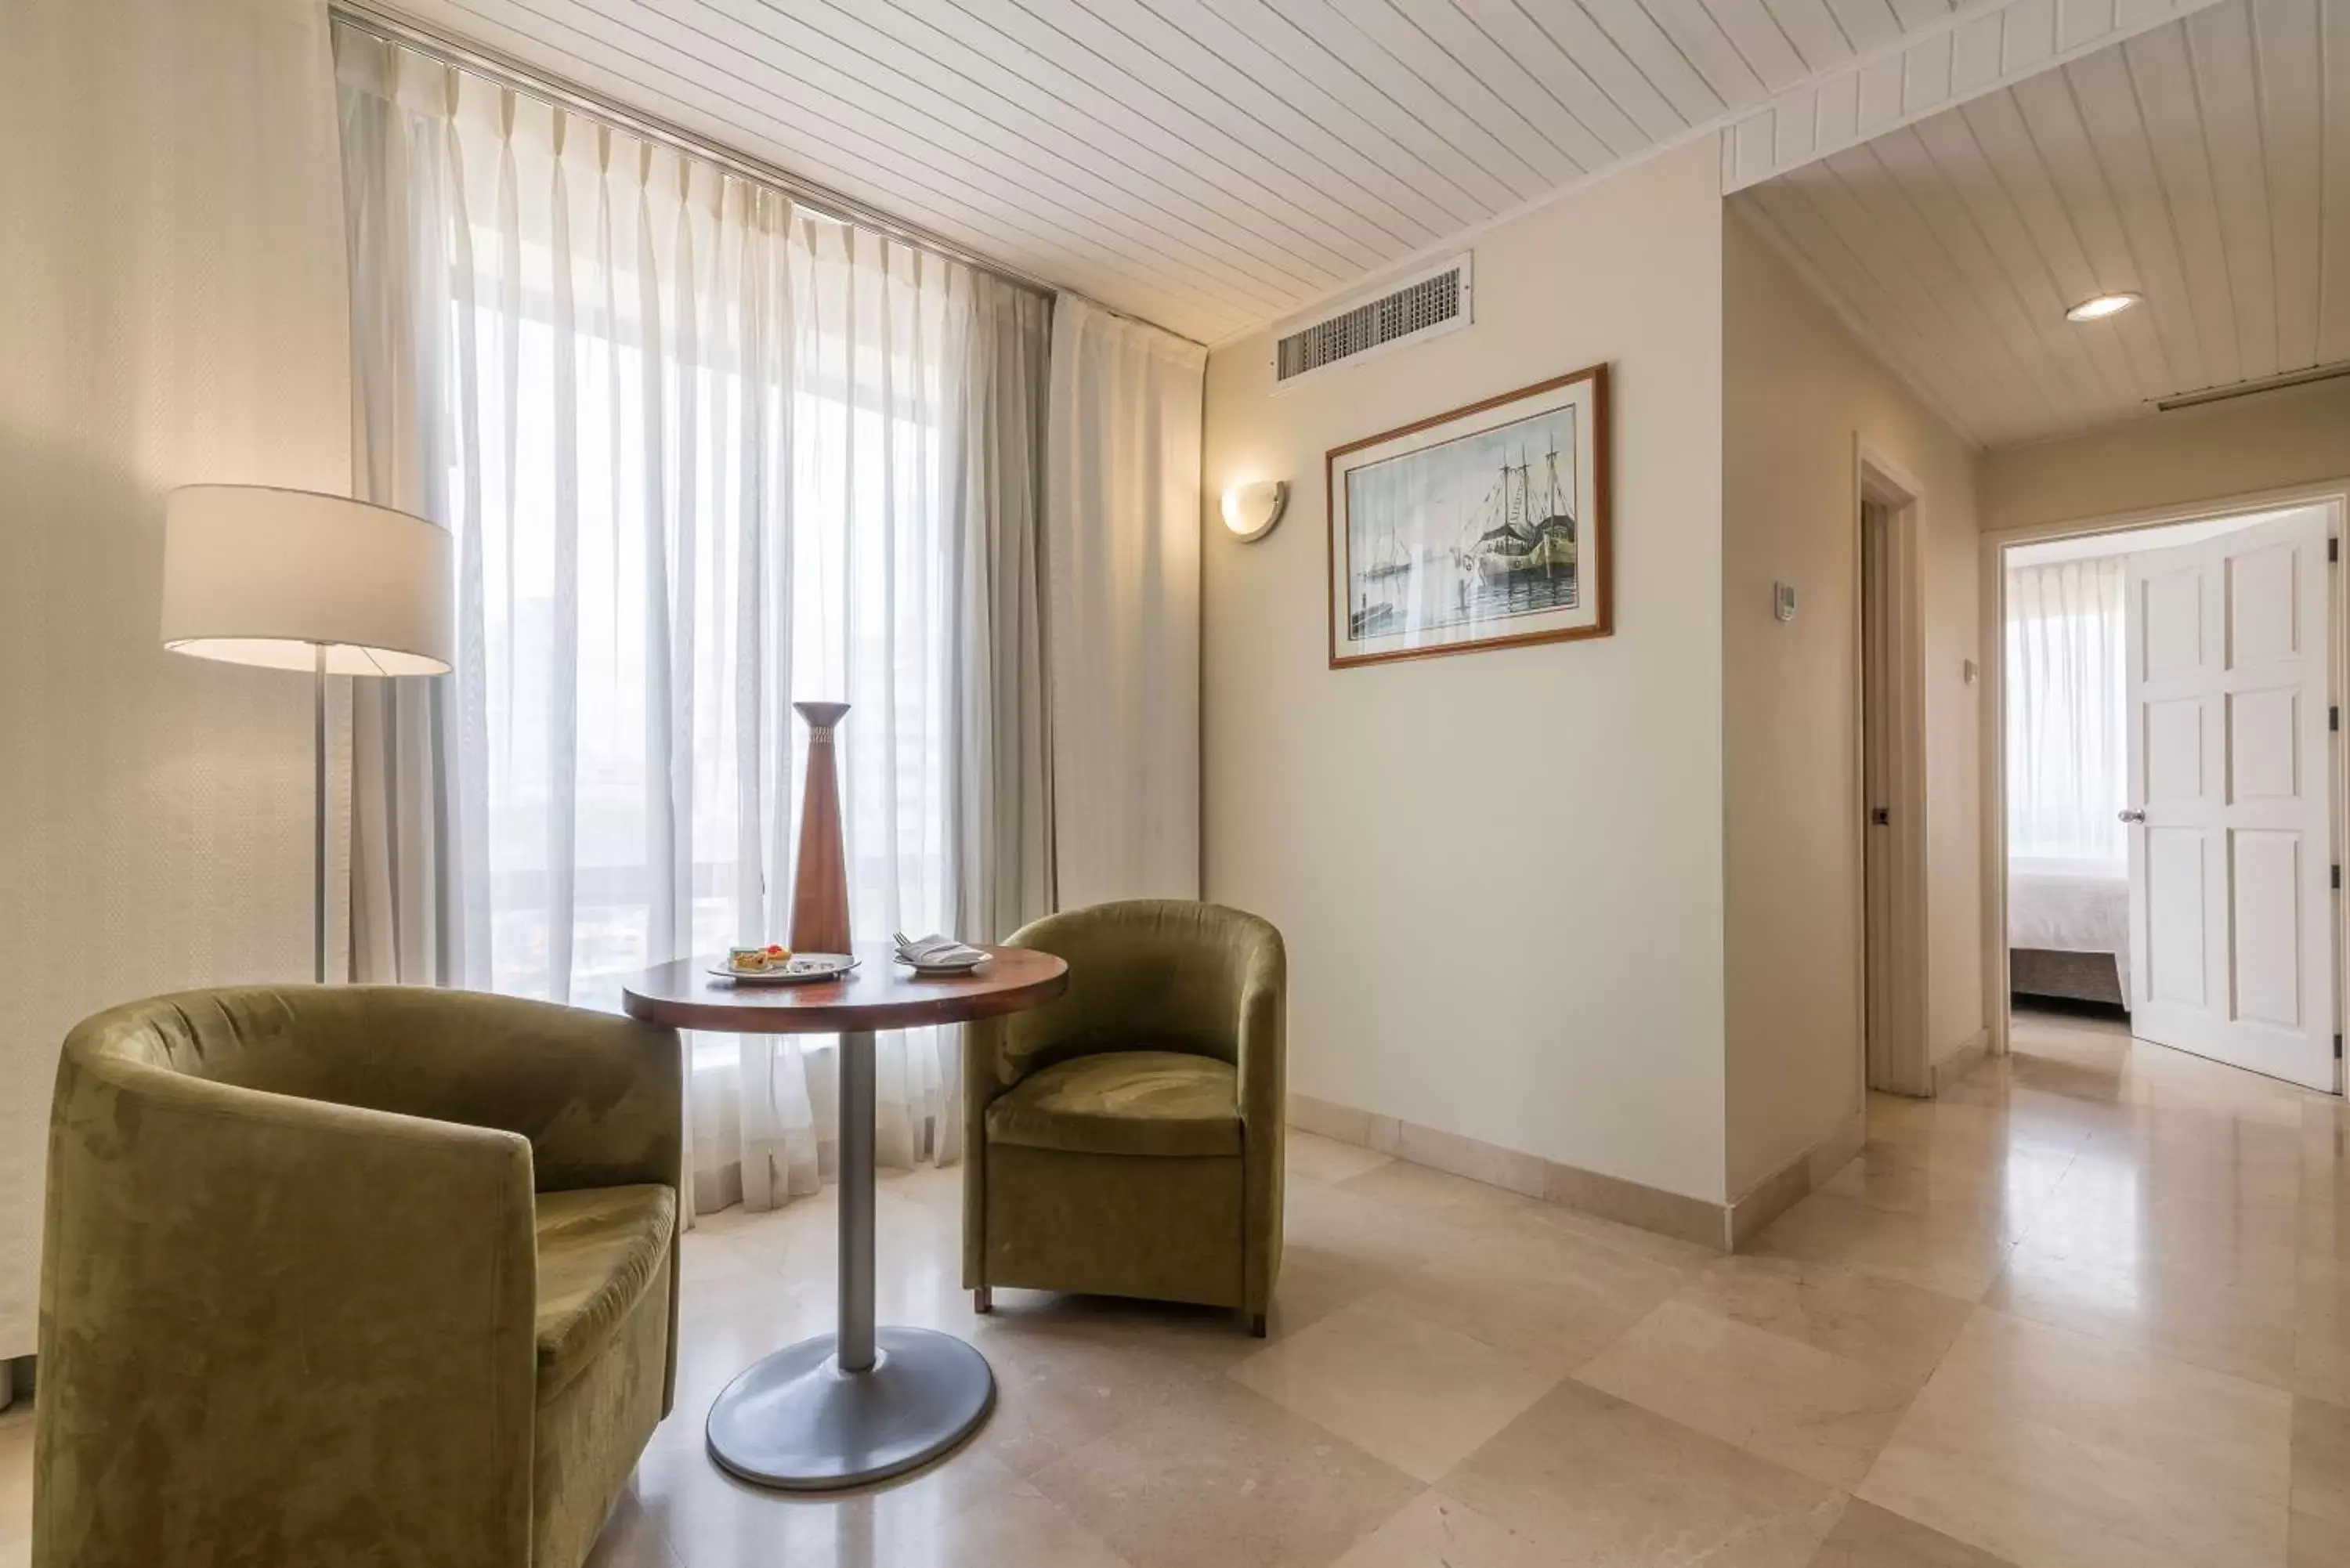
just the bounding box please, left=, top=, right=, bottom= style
left=1220, top=479, right=1288, bottom=543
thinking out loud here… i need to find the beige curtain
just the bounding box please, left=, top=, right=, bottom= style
left=338, top=43, right=468, bottom=985
left=1045, top=294, right=1206, bottom=907
left=949, top=280, right=1057, bottom=943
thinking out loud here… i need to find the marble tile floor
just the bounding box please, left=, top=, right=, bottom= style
left=2, top=1006, right=2345, bottom=1567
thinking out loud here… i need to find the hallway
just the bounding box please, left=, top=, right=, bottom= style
left=1760, top=1008, right=2345, bottom=1563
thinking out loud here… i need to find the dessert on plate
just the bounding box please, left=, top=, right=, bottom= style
left=727, top=944, right=792, bottom=973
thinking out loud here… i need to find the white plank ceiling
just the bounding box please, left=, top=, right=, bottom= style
left=1734, top=0, right=2350, bottom=448
left=371, top=0, right=1984, bottom=344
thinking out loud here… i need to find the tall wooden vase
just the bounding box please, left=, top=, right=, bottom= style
left=790, top=702, right=853, bottom=955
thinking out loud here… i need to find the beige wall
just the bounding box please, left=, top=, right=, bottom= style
left=1719, top=216, right=1984, bottom=1196
left=1201, top=139, right=1730, bottom=1203
left=1922, top=467, right=1988, bottom=1085
left=1981, top=378, right=2350, bottom=533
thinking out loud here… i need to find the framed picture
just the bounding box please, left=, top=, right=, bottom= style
left=1327, top=363, right=1611, bottom=669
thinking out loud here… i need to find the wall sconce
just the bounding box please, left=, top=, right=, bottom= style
left=1220, top=479, right=1288, bottom=543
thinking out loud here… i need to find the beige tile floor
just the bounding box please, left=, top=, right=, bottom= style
left=2, top=1006, right=2346, bottom=1567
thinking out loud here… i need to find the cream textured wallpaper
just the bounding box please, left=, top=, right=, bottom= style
left=0, top=0, right=353, bottom=1357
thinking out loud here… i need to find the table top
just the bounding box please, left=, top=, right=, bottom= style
left=619, top=942, right=1068, bottom=1034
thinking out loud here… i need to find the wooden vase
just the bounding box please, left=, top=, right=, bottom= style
left=789, top=701, right=853, bottom=955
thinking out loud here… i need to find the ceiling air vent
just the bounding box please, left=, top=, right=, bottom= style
left=1274, top=255, right=1472, bottom=388
left=2153, top=359, right=2350, bottom=412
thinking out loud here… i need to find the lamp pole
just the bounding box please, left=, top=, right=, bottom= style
left=314, top=642, right=328, bottom=985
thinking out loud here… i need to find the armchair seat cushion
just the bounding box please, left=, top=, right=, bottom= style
left=533, top=1184, right=677, bottom=1401
left=985, top=1050, right=1241, bottom=1158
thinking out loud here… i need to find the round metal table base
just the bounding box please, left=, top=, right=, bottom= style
left=705, top=1327, right=995, bottom=1491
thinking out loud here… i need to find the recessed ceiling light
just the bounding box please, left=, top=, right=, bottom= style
left=2065, top=291, right=2142, bottom=323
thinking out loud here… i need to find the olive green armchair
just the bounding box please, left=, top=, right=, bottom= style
left=34, top=985, right=683, bottom=1568
left=963, top=900, right=1285, bottom=1333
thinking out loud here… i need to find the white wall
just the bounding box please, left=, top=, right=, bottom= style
left=1720, top=217, right=1983, bottom=1194
left=1201, top=139, right=1730, bottom=1204
left=0, top=0, right=351, bottom=1356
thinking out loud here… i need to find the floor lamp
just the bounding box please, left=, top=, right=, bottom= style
left=160, top=485, right=455, bottom=983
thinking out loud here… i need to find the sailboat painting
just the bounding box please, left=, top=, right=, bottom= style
left=1327, top=363, right=1611, bottom=668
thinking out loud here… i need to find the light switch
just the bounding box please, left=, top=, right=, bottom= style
left=1773, top=582, right=1797, bottom=622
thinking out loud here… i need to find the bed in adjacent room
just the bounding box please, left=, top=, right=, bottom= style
left=2007, top=855, right=2129, bottom=1010
left=2005, top=549, right=2132, bottom=1015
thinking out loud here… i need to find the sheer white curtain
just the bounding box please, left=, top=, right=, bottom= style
left=334, top=28, right=1051, bottom=1216
left=2005, top=557, right=2128, bottom=865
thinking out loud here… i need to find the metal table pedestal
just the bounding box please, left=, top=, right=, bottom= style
left=703, top=1030, right=994, bottom=1490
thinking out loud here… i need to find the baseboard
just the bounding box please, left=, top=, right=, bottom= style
left=1542, top=1157, right=1732, bottom=1250
left=1290, top=1092, right=1870, bottom=1255
left=1929, top=1028, right=1993, bottom=1097
left=1726, top=1106, right=1866, bottom=1249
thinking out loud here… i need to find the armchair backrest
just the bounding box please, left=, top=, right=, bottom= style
left=69, top=985, right=682, bottom=1193
left=986, top=900, right=1282, bottom=1083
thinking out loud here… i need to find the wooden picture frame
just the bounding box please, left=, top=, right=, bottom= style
left=1326, top=363, right=1612, bottom=669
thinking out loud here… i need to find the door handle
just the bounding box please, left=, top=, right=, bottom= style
left=2118, top=808, right=2146, bottom=823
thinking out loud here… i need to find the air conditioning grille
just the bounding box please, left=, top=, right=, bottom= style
left=1275, top=258, right=1469, bottom=383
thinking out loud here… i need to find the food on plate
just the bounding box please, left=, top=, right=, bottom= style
left=728, top=944, right=792, bottom=973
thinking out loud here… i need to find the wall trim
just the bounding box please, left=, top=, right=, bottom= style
left=1289, top=1093, right=1869, bottom=1254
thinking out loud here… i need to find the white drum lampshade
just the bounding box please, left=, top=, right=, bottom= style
left=161, top=486, right=454, bottom=675
left=159, top=484, right=454, bottom=985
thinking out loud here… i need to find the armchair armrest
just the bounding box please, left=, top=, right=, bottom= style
left=38, top=1045, right=540, bottom=1568
left=1232, top=931, right=1286, bottom=1133
left=331, top=986, right=685, bottom=1411
left=1232, top=927, right=1286, bottom=1317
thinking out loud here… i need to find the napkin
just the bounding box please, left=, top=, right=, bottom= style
left=895, top=933, right=986, bottom=966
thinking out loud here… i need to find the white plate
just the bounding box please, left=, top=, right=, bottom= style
left=892, top=953, right=985, bottom=975
left=709, top=954, right=859, bottom=985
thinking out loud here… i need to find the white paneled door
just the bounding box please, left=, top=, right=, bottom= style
left=2126, top=511, right=2337, bottom=1090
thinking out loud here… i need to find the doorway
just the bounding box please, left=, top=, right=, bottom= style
left=1858, top=451, right=1929, bottom=1097
left=1992, top=495, right=2348, bottom=1093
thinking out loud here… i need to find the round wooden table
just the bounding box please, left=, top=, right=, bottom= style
left=621, top=941, right=1068, bottom=1492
